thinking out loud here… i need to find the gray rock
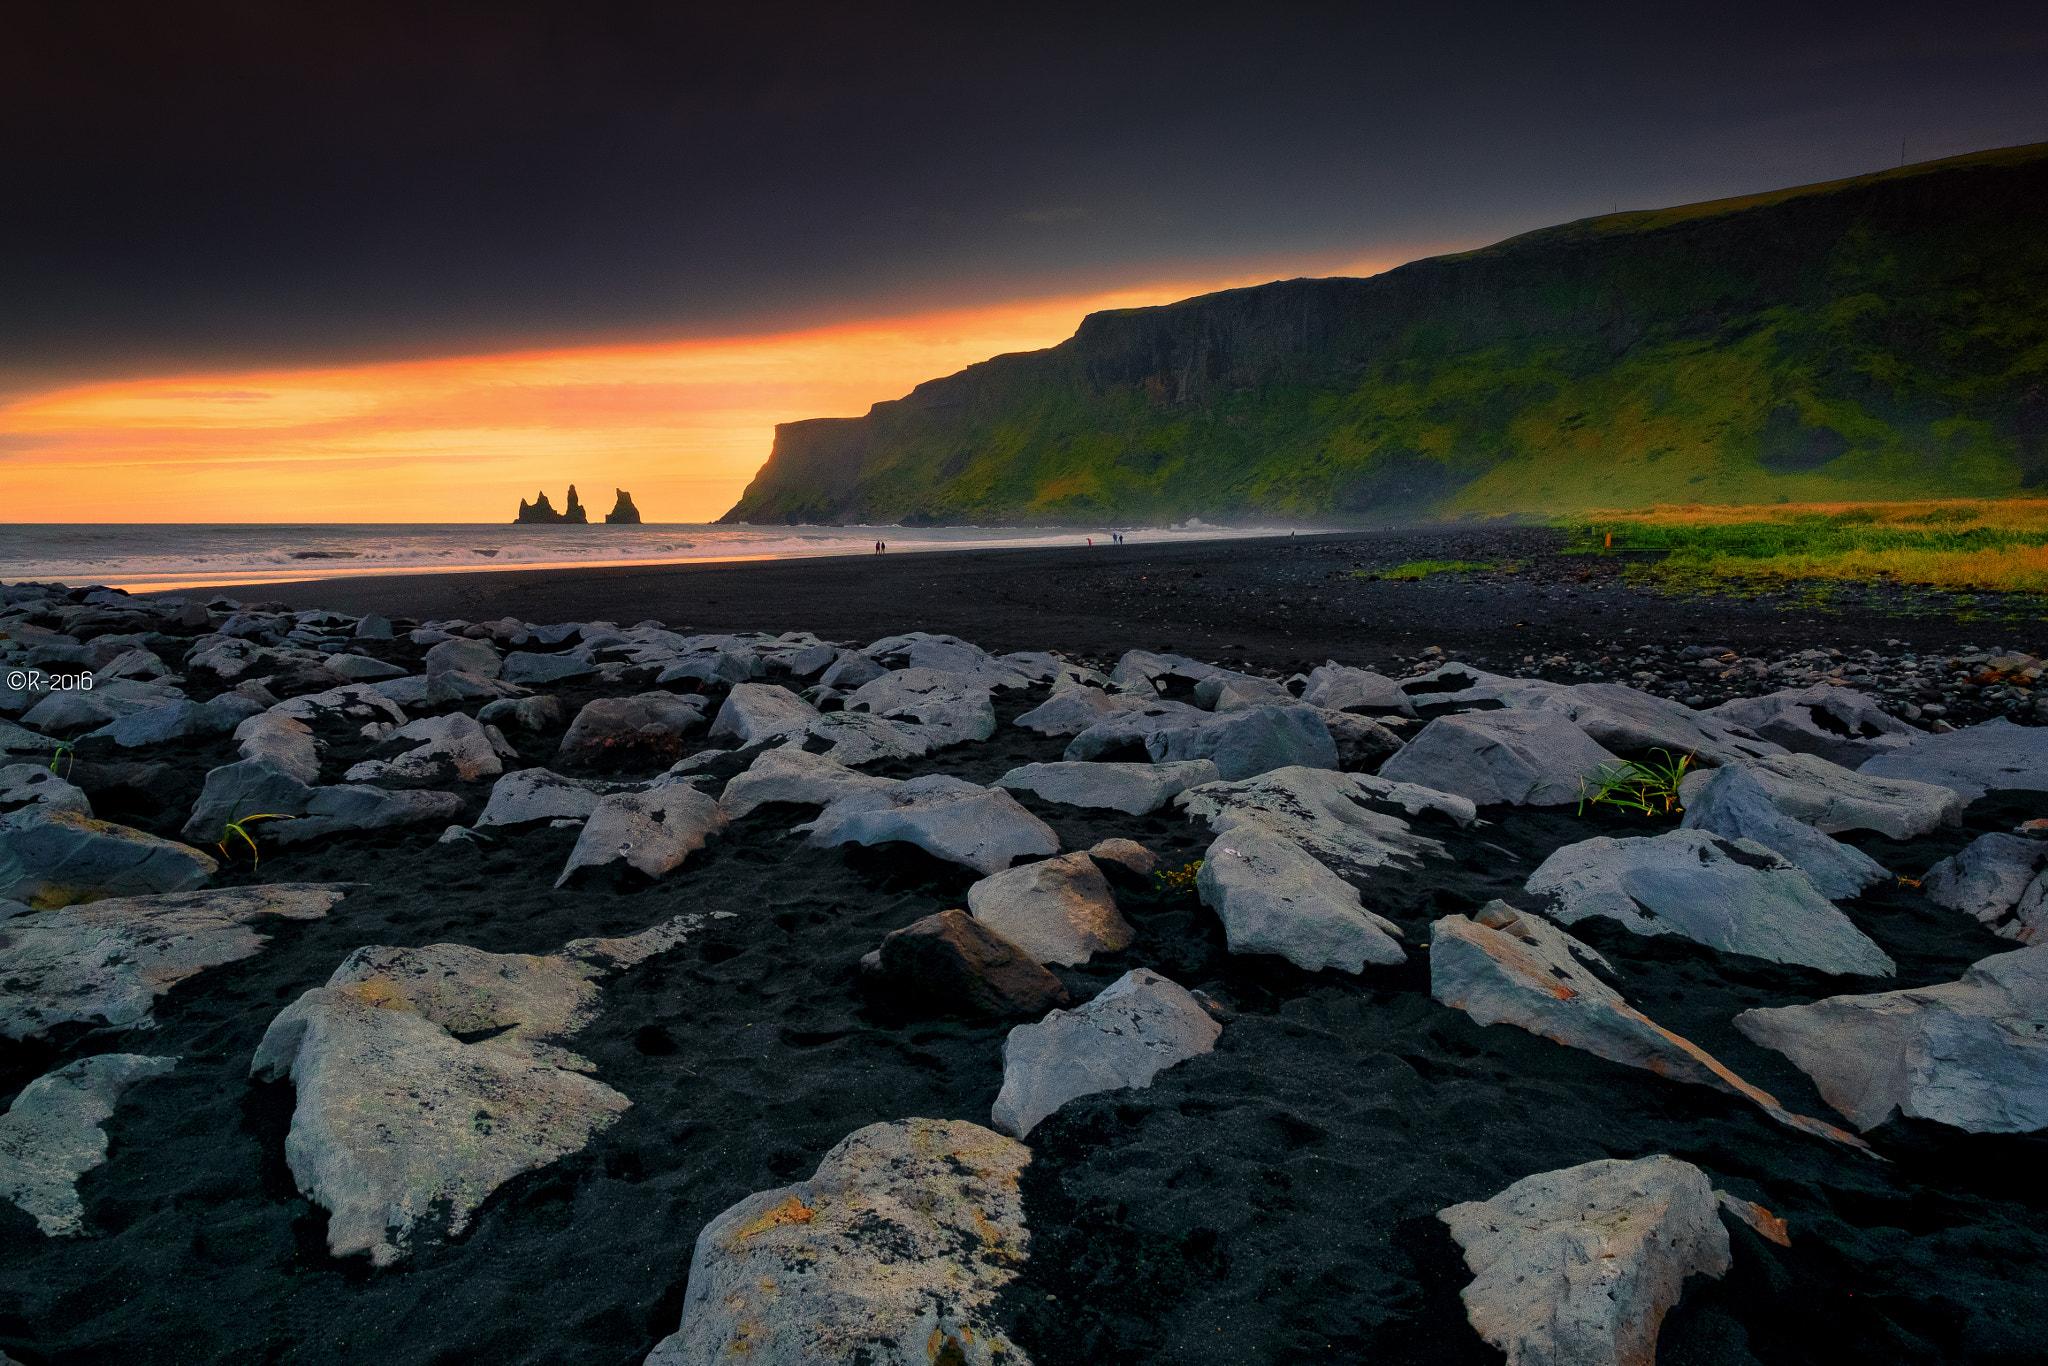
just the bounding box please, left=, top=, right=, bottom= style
left=233, top=712, right=321, bottom=784
left=1193, top=673, right=1295, bottom=711
left=967, top=852, right=1133, bottom=966
left=718, top=747, right=899, bottom=820
left=22, top=681, right=186, bottom=735
left=1526, top=828, right=1894, bottom=975
left=799, top=774, right=1059, bottom=876
left=990, top=968, right=1222, bottom=1138
left=1709, top=684, right=1917, bottom=767
left=0, top=718, right=58, bottom=757
left=643, top=1118, right=1031, bottom=1366
left=1858, top=716, right=2048, bottom=804
left=1175, top=765, right=1459, bottom=884
left=1087, top=838, right=1158, bottom=878
left=1678, top=765, right=1890, bottom=901
left=1301, top=662, right=1417, bottom=716
left=372, top=670, right=527, bottom=706
left=183, top=758, right=319, bottom=843
left=1693, top=752, right=1962, bottom=839
left=994, top=758, right=1220, bottom=815
left=353, top=613, right=394, bottom=639
left=343, top=711, right=504, bottom=784
left=478, top=768, right=644, bottom=827
left=872, top=909, right=1070, bottom=1017
left=498, top=650, right=597, bottom=685
left=1736, top=943, right=2048, bottom=1133
left=1014, top=686, right=1152, bottom=737
left=999, top=651, right=1110, bottom=690
left=1314, top=708, right=1408, bottom=772
left=0, top=764, right=92, bottom=825
left=708, top=683, right=820, bottom=747
left=84, top=694, right=261, bottom=748
left=1429, top=902, right=1869, bottom=1150
left=320, top=653, right=409, bottom=681
left=0, top=1054, right=179, bottom=1236
left=862, top=632, right=1032, bottom=687
left=1378, top=710, right=1623, bottom=807
left=97, top=647, right=176, bottom=682
left=816, top=648, right=889, bottom=689
left=555, top=694, right=708, bottom=770
left=556, top=778, right=728, bottom=886
left=1109, top=649, right=1225, bottom=694
left=1923, top=833, right=2048, bottom=942
left=804, top=709, right=942, bottom=765
left=0, top=883, right=349, bottom=1038
left=1144, top=704, right=1338, bottom=781
left=1197, top=826, right=1406, bottom=972
left=1438, top=1155, right=1731, bottom=1366
left=0, top=809, right=218, bottom=908
left=423, top=636, right=502, bottom=678
left=477, top=694, right=566, bottom=732
left=266, top=786, right=466, bottom=846
left=844, top=668, right=996, bottom=745
left=183, top=638, right=278, bottom=681
left=269, top=684, right=408, bottom=728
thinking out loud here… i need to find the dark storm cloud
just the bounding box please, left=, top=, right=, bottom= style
left=6, top=0, right=2045, bottom=383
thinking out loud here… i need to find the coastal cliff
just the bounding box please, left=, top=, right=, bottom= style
left=719, top=143, right=2048, bottom=526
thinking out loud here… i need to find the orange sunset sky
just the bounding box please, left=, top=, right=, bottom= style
left=0, top=252, right=1421, bottom=525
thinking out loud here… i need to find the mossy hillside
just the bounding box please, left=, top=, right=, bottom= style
left=720, top=144, right=2048, bottom=526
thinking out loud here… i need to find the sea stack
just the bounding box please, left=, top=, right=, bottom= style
left=605, top=489, right=642, bottom=524
left=563, top=485, right=588, bottom=524
left=515, top=488, right=595, bottom=524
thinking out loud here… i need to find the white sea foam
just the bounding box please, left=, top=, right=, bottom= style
left=0, top=522, right=1310, bottom=592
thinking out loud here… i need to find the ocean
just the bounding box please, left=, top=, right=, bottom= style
left=0, top=521, right=1300, bottom=593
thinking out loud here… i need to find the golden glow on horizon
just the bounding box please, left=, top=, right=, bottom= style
left=0, top=253, right=1420, bottom=522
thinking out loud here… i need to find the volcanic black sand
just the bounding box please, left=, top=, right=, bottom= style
left=3, top=531, right=2045, bottom=1366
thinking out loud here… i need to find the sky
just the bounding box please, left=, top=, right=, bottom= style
left=5, top=1, right=2046, bottom=522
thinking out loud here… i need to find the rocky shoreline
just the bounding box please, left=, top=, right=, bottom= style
left=3, top=558, right=2045, bottom=1366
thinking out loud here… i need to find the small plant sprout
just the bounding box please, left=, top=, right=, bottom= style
left=217, top=811, right=289, bottom=869
left=48, top=740, right=76, bottom=778
left=1152, top=859, right=1204, bottom=896
left=1576, top=749, right=1697, bottom=819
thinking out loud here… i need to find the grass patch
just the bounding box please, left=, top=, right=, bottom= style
left=1560, top=500, right=2048, bottom=593
left=1370, top=559, right=1504, bottom=581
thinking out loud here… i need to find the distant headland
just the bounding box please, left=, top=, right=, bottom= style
left=515, top=486, right=641, bottom=524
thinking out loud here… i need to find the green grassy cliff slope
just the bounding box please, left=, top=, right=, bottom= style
left=719, top=144, right=2048, bottom=526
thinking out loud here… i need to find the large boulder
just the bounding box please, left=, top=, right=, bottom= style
left=643, top=1119, right=1032, bottom=1366
left=1438, top=1155, right=1731, bottom=1366
left=268, top=684, right=407, bottom=728
left=1735, top=943, right=2048, bottom=1133
left=1526, top=828, right=1894, bottom=976
left=556, top=778, right=728, bottom=886
left=708, top=683, right=820, bottom=748
left=994, top=758, right=1220, bottom=815
left=1014, top=686, right=1152, bottom=737
left=477, top=693, right=566, bottom=733
left=555, top=694, right=709, bottom=770
left=804, top=709, right=943, bottom=765
left=719, top=747, right=900, bottom=820
left=1378, top=709, right=1623, bottom=807
left=182, top=758, right=322, bottom=843
left=373, top=671, right=526, bottom=706
left=0, top=883, right=348, bottom=1039
left=1708, top=684, right=1917, bottom=767
left=1174, top=766, right=1462, bottom=885
left=1301, top=662, right=1416, bottom=716
left=990, top=968, right=1222, bottom=1138
left=1109, top=649, right=1224, bottom=695
left=844, top=668, right=996, bottom=745
left=422, top=636, right=502, bottom=678
left=477, top=768, right=644, bottom=827
left=1687, top=752, right=1961, bottom=839
left=319, top=652, right=409, bottom=681
left=1922, top=832, right=2048, bottom=943
left=342, top=712, right=504, bottom=785
left=1314, top=708, right=1407, bottom=772
left=1677, top=764, right=1889, bottom=901
left=0, top=1054, right=179, bottom=1237
left=1398, top=665, right=1784, bottom=765
left=0, top=809, right=218, bottom=908
left=22, top=681, right=187, bottom=736
left=0, top=764, right=92, bottom=825
left=266, top=786, right=466, bottom=846
left=0, top=718, right=59, bottom=758
left=86, top=694, right=263, bottom=748
left=869, top=909, right=1070, bottom=1017
left=1430, top=902, right=1867, bottom=1149
left=497, top=650, right=596, bottom=685
left=967, top=851, right=1134, bottom=966
left=1062, top=700, right=1208, bottom=761
left=233, top=712, right=320, bottom=784
left=862, top=632, right=1033, bottom=688
left=1197, top=826, right=1406, bottom=972
left=815, top=649, right=889, bottom=690
left=1144, top=704, right=1339, bottom=781
left=799, top=775, right=1059, bottom=876
left=1858, top=716, right=2048, bottom=804
left=1193, top=672, right=1295, bottom=711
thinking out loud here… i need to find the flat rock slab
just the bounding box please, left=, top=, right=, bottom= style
left=1709, top=684, right=1916, bottom=767
left=0, top=882, right=350, bottom=1039
left=1698, top=752, right=1962, bottom=839
left=0, top=1054, right=179, bottom=1236
left=478, top=768, right=645, bottom=827
left=1378, top=709, right=1623, bottom=807
left=844, top=668, right=997, bottom=745
left=0, top=765, right=92, bottom=824
left=87, top=695, right=263, bottom=748
left=1197, top=827, right=1406, bottom=972
left=233, top=712, right=320, bottom=784
left=1678, top=764, right=1890, bottom=901
left=1302, top=662, right=1416, bottom=716
left=1110, top=649, right=1225, bottom=694
left=1858, top=716, right=2048, bottom=804
left=1736, top=943, right=2048, bottom=1133
left=968, top=851, right=1133, bottom=966
left=1315, top=708, right=1408, bottom=772
left=0, top=809, right=219, bottom=908
left=1062, top=700, right=1207, bottom=760
left=1145, top=704, right=1338, bottom=781
left=251, top=919, right=705, bottom=1265
left=555, top=694, right=709, bottom=770
left=557, top=779, right=728, bottom=886
left=994, top=758, right=1220, bottom=815
left=1399, top=666, right=1785, bottom=765
left=1013, top=687, right=1151, bottom=737
left=804, top=710, right=943, bottom=765
left=871, top=909, right=1069, bottom=1017
left=1527, top=828, right=1894, bottom=976
left=800, top=775, right=1059, bottom=876
left=343, top=711, right=503, bottom=785
left=1439, top=1154, right=1730, bottom=1366
left=422, top=636, right=502, bottom=678
left=320, top=653, right=410, bottom=681
left=719, top=747, right=900, bottom=820
left=498, top=651, right=596, bottom=685
left=268, top=684, right=408, bottom=728
left=1175, top=765, right=1458, bottom=885
left=644, top=1118, right=1032, bottom=1366
left=1430, top=902, right=1868, bottom=1150
left=991, top=968, right=1221, bottom=1139
left=708, top=683, right=820, bottom=748
left=266, top=786, right=466, bottom=846
left=1923, top=832, right=2048, bottom=943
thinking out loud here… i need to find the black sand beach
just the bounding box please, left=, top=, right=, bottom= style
left=4, top=534, right=2045, bottom=1366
